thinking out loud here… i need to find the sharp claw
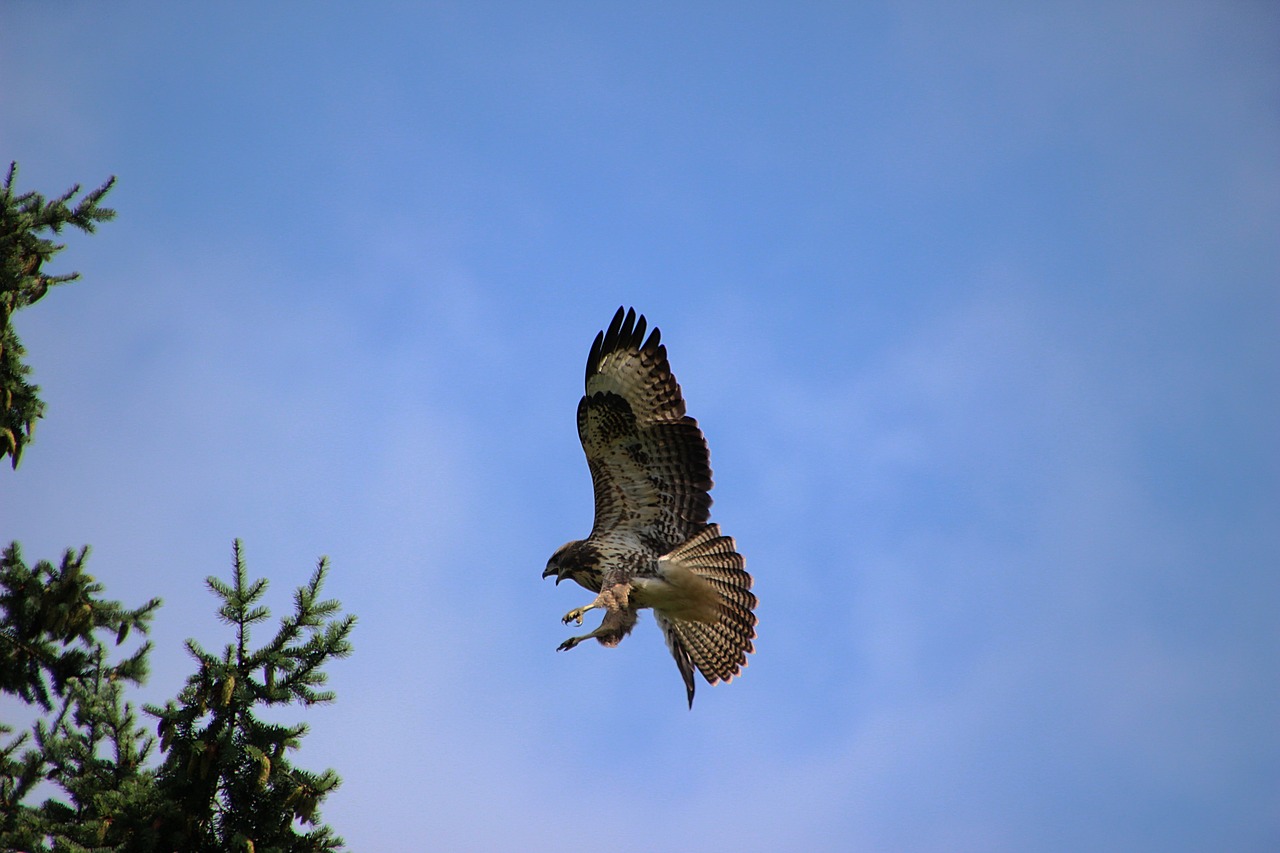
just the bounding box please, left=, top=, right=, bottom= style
left=557, top=637, right=581, bottom=652
left=562, top=607, right=586, bottom=626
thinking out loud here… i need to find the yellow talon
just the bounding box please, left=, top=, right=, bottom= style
left=562, top=605, right=590, bottom=626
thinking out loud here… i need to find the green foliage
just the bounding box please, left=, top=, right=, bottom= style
left=2, top=166, right=356, bottom=851
left=147, top=541, right=355, bottom=852
left=0, top=544, right=162, bottom=851
left=0, top=161, right=116, bottom=468
left=0, top=544, right=159, bottom=710
left=1, top=543, right=355, bottom=852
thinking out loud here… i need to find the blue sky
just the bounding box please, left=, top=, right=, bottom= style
left=2, top=2, right=1277, bottom=850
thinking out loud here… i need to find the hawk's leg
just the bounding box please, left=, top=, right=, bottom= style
left=556, top=585, right=634, bottom=652
left=557, top=596, right=605, bottom=651
left=562, top=602, right=599, bottom=626
left=557, top=625, right=609, bottom=652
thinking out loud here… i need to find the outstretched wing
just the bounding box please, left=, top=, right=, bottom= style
left=578, top=307, right=712, bottom=553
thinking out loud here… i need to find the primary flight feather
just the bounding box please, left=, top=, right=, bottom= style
left=543, top=307, right=757, bottom=706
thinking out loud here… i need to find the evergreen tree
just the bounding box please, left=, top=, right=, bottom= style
left=0, top=545, right=355, bottom=852
left=2, top=165, right=357, bottom=851
left=0, top=162, right=116, bottom=469
left=0, top=544, right=162, bottom=851
left=146, top=541, right=355, bottom=852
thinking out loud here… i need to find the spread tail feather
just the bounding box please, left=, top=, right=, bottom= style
left=647, top=524, right=757, bottom=707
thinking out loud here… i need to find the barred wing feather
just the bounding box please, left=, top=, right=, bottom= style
left=578, top=307, right=712, bottom=551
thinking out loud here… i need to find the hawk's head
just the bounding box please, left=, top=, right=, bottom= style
left=543, top=540, right=603, bottom=591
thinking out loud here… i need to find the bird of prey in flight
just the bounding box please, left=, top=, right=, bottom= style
left=544, top=307, right=757, bottom=706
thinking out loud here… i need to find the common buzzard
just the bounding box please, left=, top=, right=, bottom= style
left=544, top=307, right=757, bottom=706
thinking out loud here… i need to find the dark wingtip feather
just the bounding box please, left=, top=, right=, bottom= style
left=585, top=330, right=605, bottom=383
left=618, top=308, right=636, bottom=352
left=601, top=307, right=626, bottom=361
left=588, top=307, right=626, bottom=382
left=590, top=306, right=667, bottom=379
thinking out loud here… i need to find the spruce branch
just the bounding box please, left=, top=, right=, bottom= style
left=0, top=162, right=116, bottom=468
left=0, top=543, right=160, bottom=710
left=144, top=540, right=354, bottom=851
left=0, top=545, right=160, bottom=850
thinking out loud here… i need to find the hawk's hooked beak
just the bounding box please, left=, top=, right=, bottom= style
left=542, top=565, right=564, bottom=584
